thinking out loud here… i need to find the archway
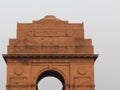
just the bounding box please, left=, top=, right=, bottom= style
left=3, top=15, right=98, bottom=90
left=38, top=76, right=63, bottom=90
left=36, top=70, right=65, bottom=90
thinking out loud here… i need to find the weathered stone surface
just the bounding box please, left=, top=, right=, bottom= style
left=3, top=15, right=98, bottom=90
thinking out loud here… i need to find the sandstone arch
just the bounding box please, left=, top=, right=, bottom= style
left=36, top=70, right=65, bottom=90
left=3, top=15, right=98, bottom=90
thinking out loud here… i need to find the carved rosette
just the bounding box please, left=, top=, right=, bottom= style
left=14, top=67, right=24, bottom=76
left=78, top=66, right=87, bottom=75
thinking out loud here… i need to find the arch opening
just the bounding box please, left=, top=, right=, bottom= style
left=36, top=70, right=65, bottom=90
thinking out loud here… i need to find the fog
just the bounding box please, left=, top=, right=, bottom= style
left=0, top=0, right=120, bottom=90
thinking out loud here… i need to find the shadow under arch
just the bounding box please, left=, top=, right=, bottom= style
left=36, top=70, right=65, bottom=90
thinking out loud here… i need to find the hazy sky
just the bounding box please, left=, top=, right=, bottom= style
left=0, top=0, right=120, bottom=90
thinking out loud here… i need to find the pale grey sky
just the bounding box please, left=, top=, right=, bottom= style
left=0, top=0, right=120, bottom=90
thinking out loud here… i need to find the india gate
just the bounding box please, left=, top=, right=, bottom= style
left=3, top=15, right=98, bottom=90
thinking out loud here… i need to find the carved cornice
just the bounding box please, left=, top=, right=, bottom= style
left=3, top=54, right=98, bottom=63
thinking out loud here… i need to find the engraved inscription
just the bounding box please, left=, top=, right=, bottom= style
left=27, top=30, right=72, bottom=37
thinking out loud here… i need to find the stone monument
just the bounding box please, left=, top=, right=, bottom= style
left=3, top=15, right=98, bottom=90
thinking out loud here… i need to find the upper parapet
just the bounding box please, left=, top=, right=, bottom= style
left=17, top=15, right=84, bottom=40
left=8, top=15, right=93, bottom=54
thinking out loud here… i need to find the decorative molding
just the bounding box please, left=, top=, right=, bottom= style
left=78, top=68, right=87, bottom=75
left=3, top=54, right=98, bottom=63
left=74, top=77, right=91, bottom=86
left=32, top=67, right=50, bottom=83
left=65, top=84, right=95, bottom=87
left=6, top=84, right=35, bottom=87
left=52, top=67, right=69, bottom=83
left=14, top=67, right=24, bottom=76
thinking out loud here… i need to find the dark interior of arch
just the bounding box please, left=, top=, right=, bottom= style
left=36, top=70, right=65, bottom=90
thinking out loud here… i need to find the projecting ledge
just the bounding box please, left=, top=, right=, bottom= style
left=3, top=54, right=98, bottom=63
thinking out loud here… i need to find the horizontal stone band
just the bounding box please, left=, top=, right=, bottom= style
left=3, top=54, right=98, bottom=62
